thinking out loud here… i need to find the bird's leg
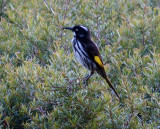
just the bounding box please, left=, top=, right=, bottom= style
left=85, top=70, right=94, bottom=82
left=83, top=70, right=94, bottom=85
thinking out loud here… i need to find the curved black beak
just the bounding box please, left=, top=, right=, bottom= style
left=63, top=27, right=73, bottom=31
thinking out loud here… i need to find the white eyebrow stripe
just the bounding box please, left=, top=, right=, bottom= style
left=80, top=26, right=88, bottom=31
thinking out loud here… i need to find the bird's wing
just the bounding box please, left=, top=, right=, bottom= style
left=82, top=39, right=104, bottom=68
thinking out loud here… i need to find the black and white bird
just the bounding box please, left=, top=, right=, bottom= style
left=63, top=25, right=119, bottom=100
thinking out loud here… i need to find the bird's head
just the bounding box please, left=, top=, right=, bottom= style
left=63, top=25, right=90, bottom=38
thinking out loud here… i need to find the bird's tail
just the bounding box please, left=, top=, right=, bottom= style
left=105, top=76, right=120, bottom=100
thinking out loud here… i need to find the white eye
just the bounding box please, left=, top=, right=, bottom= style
left=75, top=28, right=78, bottom=31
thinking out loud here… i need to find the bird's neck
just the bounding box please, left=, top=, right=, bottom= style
left=74, top=35, right=91, bottom=41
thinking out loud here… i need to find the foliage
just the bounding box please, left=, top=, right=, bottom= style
left=0, top=0, right=160, bottom=128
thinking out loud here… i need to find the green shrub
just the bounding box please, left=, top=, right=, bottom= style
left=0, top=0, right=160, bottom=128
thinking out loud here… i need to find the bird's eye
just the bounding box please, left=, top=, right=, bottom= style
left=75, top=28, right=78, bottom=31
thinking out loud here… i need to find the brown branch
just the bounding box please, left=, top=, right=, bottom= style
left=44, top=0, right=55, bottom=15
left=109, top=106, right=116, bottom=129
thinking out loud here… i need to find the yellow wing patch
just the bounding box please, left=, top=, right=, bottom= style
left=94, top=56, right=103, bottom=67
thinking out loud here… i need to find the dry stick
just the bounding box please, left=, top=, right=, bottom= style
left=109, top=106, right=116, bottom=129
left=44, top=0, right=55, bottom=15
left=142, top=0, right=148, bottom=46
left=43, top=0, right=62, bottom=29
left=43, top=0, right=64, bottom=51
left=63, top=0, right=70, bottom=20
left=96, top=0, right=100, bottom=44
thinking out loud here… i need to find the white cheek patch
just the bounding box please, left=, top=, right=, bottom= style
left=80, top=26, right=88, bottom=31
left=74, top=32, right=76, bottom=36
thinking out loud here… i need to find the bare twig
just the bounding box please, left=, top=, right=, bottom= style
left=63, top=0, right=70, bottom=20
left=109, top=106, right=116, bottom=129
left=43, top=0, right=55, bottom=15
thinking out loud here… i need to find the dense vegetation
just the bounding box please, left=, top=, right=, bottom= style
left=0, top=0, right=160, bottom=128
